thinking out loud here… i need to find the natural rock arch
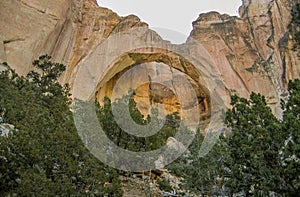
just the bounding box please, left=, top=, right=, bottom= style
left=93, top=49, right=212, bottom=127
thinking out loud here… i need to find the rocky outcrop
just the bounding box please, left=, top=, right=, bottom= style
left=190, top=0, right=300, bottom=115
left=0, top=0, right=299, bottom=118
left=0, top=117, right=15, bottom=137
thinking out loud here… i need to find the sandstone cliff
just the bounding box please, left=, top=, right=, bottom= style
left=0, top=0, right=299, bottom=118
left=190, top=0, right=300, bottom=115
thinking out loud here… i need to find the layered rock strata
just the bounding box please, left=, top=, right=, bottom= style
left=0, top=0, right=299, bottom=118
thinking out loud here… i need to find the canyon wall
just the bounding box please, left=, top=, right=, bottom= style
left=0, top=0, right=299, bottom=118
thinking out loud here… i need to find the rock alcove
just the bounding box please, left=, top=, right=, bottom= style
left=94, top=49, right=212, bottom=129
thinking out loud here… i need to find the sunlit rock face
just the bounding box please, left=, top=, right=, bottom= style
left=190, top=0, right=300, bottom=116
left=94, top=53, right=211, bottom=128
left=0, top=0, right=299, bottom=120
left=0, top=0, right=70, bottom=75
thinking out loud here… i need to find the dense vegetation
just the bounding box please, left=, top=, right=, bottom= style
left=169, top=80, right=300, bottom=196
left=1, top=3, right=299, bottom=197
left=0, top=55, right=123, bottom=196
left=0, top=55, right=182, bottom=196
left=223, top=86, right=300, bottom=196
left=291, top=3, right=300, bottom=51
left=168, top=6, right=300, bottom=195
left=96, top=95, right=179, bottom=152
left=1, top=55, right=299, bottom=196
left=167, top=130, right=227, bottom=196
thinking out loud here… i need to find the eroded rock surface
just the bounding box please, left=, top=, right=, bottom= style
left=0, top=0, right=70, bottom=75
left=1, top=0, right=299, bottom=118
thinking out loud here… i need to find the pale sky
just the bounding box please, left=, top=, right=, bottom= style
left=96, top=0, right=242, bottom=43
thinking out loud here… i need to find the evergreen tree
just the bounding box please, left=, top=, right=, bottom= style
left=96, top=94, right=179, bottom=152
left=280, top=79, right=300, bottom=195
left=168, top=131, right=226, bottom=196
left=0, top=55, right=123, bottom=196
left=291, top=3, right=300, bottom=49
left=223, top=81, right=300, bottom=196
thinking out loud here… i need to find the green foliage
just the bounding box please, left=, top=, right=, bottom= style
left=170, top=80, right=300, bottom=196
left=0, top=55, right=123, bottom=196
left=291, top=3, right=300, bottom=50
left=280, top=79, right=300, bottom=194
left=96, top=95, right=180, bottom=152
left=27, top=54, right=66, bottom=91
left=224, top=93, right=283, bottom=196
left=157, top=178, right=173, bottom=192
left=3, top=54, right=298, bottom=196
left=168, top=131, right=226, bottom=196
left=291, top=3, right=300, bottom=26
left=223, top=81, right=300, bottom=196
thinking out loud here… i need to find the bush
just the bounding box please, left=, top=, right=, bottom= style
left=158, top=178, right=173, bottom=192
left=0, top=55, right=123, bottom=196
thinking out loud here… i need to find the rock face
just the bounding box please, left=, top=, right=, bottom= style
left=0, top=0, right=70, bottom=75
left=0, top=0, right=299, bottom=118
left=190, top=0, right=300, bottom=115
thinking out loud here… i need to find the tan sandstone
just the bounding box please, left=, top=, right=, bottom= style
left=0, top=0, right=299, bottom=119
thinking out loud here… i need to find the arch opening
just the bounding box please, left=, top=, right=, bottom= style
left=95, top=49, right=212, bottom=129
